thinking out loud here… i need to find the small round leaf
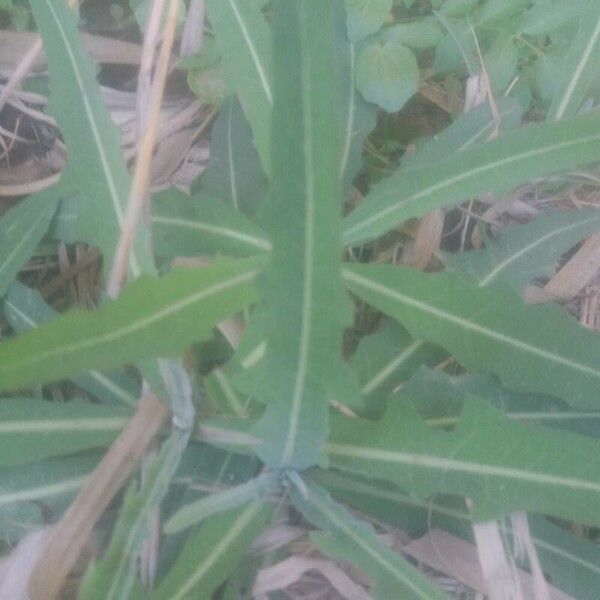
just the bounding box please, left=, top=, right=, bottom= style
left=356, top=41, right=419, bottom=113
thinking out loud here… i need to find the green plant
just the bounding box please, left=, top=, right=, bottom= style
left=2, top=0, right=600, bottom=597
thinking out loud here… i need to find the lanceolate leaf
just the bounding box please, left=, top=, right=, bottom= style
left=403, top=367, right=600, bottom=438
left=316, top=471, right=600, bottom=600
left=30, top=0, right=152, bottom=275
left=0, top=455, right=97, bottom=513
left=402, top=97, right=522, bottom=169
left=343, top=263, right=600, bottom=409
left=290, top=479, right=448, bottom=600
left=203, top=96, right=267, bottom=217
left=164, top=471, right=279, bottom=534
left=0, top=257, right=262, bottom=392
left=206, top=0, right=273, bottom=175
left=0, top=399, right=129, bottom=466
left=0, top=190, right=59, bottom=298
left=445, top=208, right=600, bottom=290
left=548, top=3, right=600, bottom=120
left=81, top=430, right=190, bottom=600
left=342, top=110, right=600, bottom=246
left=4, top=282, right=139, bottom=407
left=148, top=502, right=270, bottom=600
left=327, top=397, right=600, bottom=526
left=152, top=188, right=271, bottom=257
left=251, top=1, right=353, bottom=468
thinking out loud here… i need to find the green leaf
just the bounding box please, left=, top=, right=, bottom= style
left=403, top=367, right=600, bottom=438
left=206, top=0, right=273, bottom=175
left=548, top=3, right=600, bottom=120
left=250, top=1, right=352, bottom=468
left=519, top=0, right=585, bottom=36
left=164, top=471, right=279, bottom=534
left=149, top=502, right=270, bottom=600
left=484, top=33, right=519, bottom=92
left=152, top=188, right=271, bottom=257
left=4, top=282, right=139, bottom=406
left=0, top=399, right=129, bottom=466
left=0, top=257, right=262, bottom=392
left=0, top=454, right=95, bottom=511
left=327, top=397, right=600, bottom=526
left=402, top=97, right=522, bottom=169
left=290, top=479, right=448, bottom=600
left=0, top=191, right=59, bottom=298
left=476, top=0, right=529, bottom=26
left=438, top=0, right=477, bottom=18
left=350, top=323, right=446, bottom=404
left=445, top=208, right=600, bottom=291
left=343, top=263, right=600, bottom=409
left=80, top=430, right=190, bottom=600
left=30, top=0, right=151, bottom=276
left=356, top=40, right=419, bottom=113
left=336, top=3, right=378, bottom=190
left=342, top=110, right=600, bottom=246
left=203, top=96, right=267, bottom=217
left=345, top=0, right=392, bottom=42
left=315, top=470, right=600, bottom=600
left=379, top=17, right=443, bottom=49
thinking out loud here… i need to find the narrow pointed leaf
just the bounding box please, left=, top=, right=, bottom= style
left=149, top=502, right=270, bottom=600
left=290, top=479, right=448, bottom=600
left=342, top=110, right=600, bottom=246
left=402, top=97, right=522, bottom=169
left=81, top=430, right=190, bottom=600
left=0, top=455, right=97, bottom=517
left=445, top=208, right=600, bottom=290
left=0, top=191, right=59, bottom=298
left=403, top=367, right=600, bottom=438
left=164, top=471, right=279, bottom=534
left=30, top=0, right=151, bottom=274
left=0, top=399, right=129, bottom=466
left=203, top=96, right=267, bottom=217
left=4, top=282, right=139, bottom=406
left=0, top=257, right=262, bottom=392
left=316, top=470, right=600, bottom=600
left=206, top=0, right=273, bottom=175
left=152, top=188, right=271, bottom=257
left=327, top=397, right=600, bottom=526
left=343, top=263, right=600, bottom=409
left=548, top=4, right=600, bottom=120
left=251, top=1, right=352, bottom=468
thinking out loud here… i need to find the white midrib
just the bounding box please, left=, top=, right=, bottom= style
left=0, top=417, right=127, bottom=433
left=0, top=206, right=51, bottom=284
left=282, top=12, right=315, bottom=465
left=44, top=0, right=140, bottom=277
left=339, top=43, right=355, bottom=181
left=309, top=491, right=436, bottom=599
left=343, top=130, right=600, bottom=242
left=553, top=12, right=600, bottom=120
left=343, top=268, right=600, bottom=380
left=327, top=442, right=600, bottom=494
left=0, top=476, right=86, bottom=507
left=227, top=101, right=239, bottom=210
left=227, top=0, right=273, bottom=105
left=478, top=215, right=600, bottom=286
left=361, top=340, right=423, bottom=394
left=152, top=215, right=271, bottom=251
left=2, top=270, right=257, bottom=376
left=171, top=502, right=262, bottom=600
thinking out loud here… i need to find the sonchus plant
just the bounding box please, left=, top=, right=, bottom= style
left=2, top=0, right=600, bottom=598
